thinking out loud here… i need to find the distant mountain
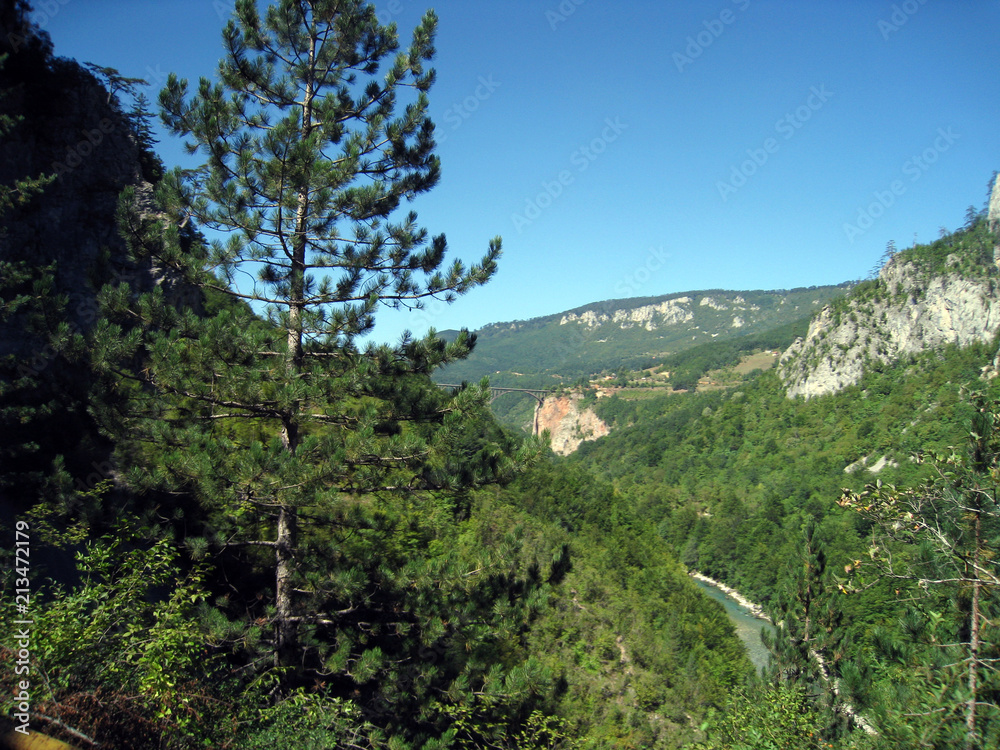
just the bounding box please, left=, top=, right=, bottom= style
left=438, top=285, right=851, bottom=388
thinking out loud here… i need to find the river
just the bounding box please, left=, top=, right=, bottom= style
left=693, top=578, right=774, bottom=672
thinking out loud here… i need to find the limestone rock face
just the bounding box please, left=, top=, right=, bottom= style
left=779, top=255, right=1000, bottom=399
left=0, top=9, right=206, bottom=368
left=0, top=8, right=199, bottom=506
left=989, top=172, right=1000, bottom=235
left=560, top=298, right=695, bottom=331
left=555, top=293, right=775, bottom=334
left=533, top=393, right=610, bottom=456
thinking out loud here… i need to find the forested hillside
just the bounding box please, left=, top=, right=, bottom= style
left=569, top=212, right=1000, bottom=748
left=0, top=3, right=747, bottom=748
left=438, top=289, right=847, bottom=432
left=3, top=1, right=1000, bottom=749
left=437, top=285, right=847, bottom=387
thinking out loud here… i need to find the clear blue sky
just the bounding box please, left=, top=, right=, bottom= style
left=40, top=0, right=1000, bottom=345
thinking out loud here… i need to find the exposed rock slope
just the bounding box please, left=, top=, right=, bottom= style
left=780, top=211, right=1000, bottom=399
left=0, top=38, right=141, bottom=335
left=557, top=294, right=777, bottom=332
left=533, top=393, right=610, bottom=456
left=989, top=172, right=1000, bottom=234
left=0, top=8, right=191, bottom=356
left=0, top=5, right=194, bottom=511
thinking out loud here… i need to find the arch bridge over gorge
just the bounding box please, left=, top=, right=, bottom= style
left=436, top=384, right=550, bottom=405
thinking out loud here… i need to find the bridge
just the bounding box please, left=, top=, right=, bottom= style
left=436, top=383, right=551, bottom=405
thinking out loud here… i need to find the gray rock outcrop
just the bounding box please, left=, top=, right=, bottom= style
left=0, top=5, right=199, bottom=360
left=0, top=46, right=145, bottom=336
left=989, top=172, right=1000, bottom=235
left=780, top=254, right=1000, bottom=399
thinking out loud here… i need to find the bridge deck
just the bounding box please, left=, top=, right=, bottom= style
left=436, top=384, right=550, bottom=404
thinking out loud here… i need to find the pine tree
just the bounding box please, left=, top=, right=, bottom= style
left=869, top=239, right=897, bottom=279
left=761, top=519, right=855, bottom=736
left=94, top=0, right=536, bottom=716
left=838, top=391, right=1000, bottom=749
left=79, top=66, right=165, bottom=183
left=0, top=47, right=54, bottom=216
left=762, top=520, right=825, bottom=685
left=965, top=205, right=983, bottom=231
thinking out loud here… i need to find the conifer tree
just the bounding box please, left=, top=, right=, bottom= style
left=95, top=0, right=534, bottom=707
left=869, top=239, right=897, bottom=279
left=762, top=520, right=826, bottom=684
left=761, top=519, right=855, bottom=736
left=839, top=391, right=1000, bottom=749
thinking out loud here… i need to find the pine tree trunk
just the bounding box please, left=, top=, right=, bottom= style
left=275, top=503, right=298, bottom=669
left=272, top=25, right=317, bottom=670
left=966, top=509, right=982, bottom=750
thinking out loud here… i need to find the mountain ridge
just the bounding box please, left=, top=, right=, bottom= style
left=457, top=284, right=852, bottom=336
left=438, top=284, right=851, bottom=389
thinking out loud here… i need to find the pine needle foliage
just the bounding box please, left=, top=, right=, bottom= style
left=92, top=1, right=537, bottom=727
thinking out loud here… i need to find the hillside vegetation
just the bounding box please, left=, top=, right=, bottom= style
left=439, top=287, right=846, bottom=384
left=3, top=2, right=1000, bottom=749
left=0, top=5, right=746, bottom=748
left=439, top=290, right=845, bottom=430
left=567, top=211, right=1000, bottom=748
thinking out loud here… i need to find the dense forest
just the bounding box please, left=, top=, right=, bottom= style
left=570, top=215, right=1000, bottom=748
left=2, top=1, right=1000, bottom=749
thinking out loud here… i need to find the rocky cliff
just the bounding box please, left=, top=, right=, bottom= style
left=989, top=172, right=1000, bottom=235
left=533, top=392, right=610, bottom=456
left=0, top=3, right=189, bottom=509
left=0, top=4, right=183, bottom=353
left=560, top=297, right=696, bottom=331
left=441, top=286, right=847, bottom=388
left=779, top=192, right=1000, bottom=399
left=557, top=293, right=802, bottom=333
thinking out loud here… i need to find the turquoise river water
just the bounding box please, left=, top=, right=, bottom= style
left=693, top=578, right=774, bottom=672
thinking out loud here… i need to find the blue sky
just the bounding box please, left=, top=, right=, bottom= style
left=40, top=0, right=1000, bottom=345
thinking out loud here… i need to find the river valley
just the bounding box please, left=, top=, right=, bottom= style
left=693, top=578, right=774, bottom=672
